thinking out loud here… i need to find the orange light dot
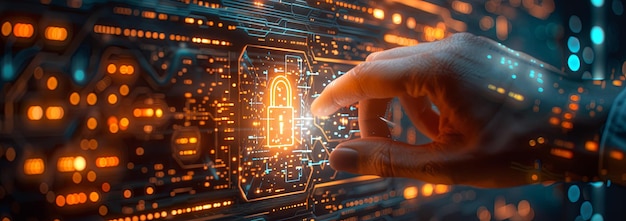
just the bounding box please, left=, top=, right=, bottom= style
left=107, top=94, right=118, bottom=104
left=45, top=106, right=64, bottom=120
left=549, top=117, right=560, bottom=125
left=610, top=150, right=624, bottom=160
left=87, top=117, right=98, bottom=130
left=127, top=65, right=135, bottom=74
left=27, top=105, right=44, bottom=120
left=47, top=76, right=58, bottom=90
left=155, top=108, right=163, bottom=118
left=102, top=182, right=111, bottom=192
left=24, top=158, right=45, bottom=175
left=146, top=186, right=154, bottom=195
left=373, top=8, right=384, bottom=19
left=133, top=108, right=142, bottom=117
left=585, top=141, right=599, bottom=152
left=72, top=172, right=82, bottom=183
left=87, top=171, right=97, bottom=182
left=403, top=186, right=418, bottom=199
left=568, top=103, right=579, bottom=111
left=392, top=13, right=402, bottom=25
left=119, top=65, right=128, bottom=74
left=87, top=93, right=97, bottom=105
left=107, top=64, right=116, bottom=74
left=56, top=195, right=66, bottom=207
left=434, top=184, right=449, bottom=194
left=13, top=23, right=34, bottom=38
left=1, top=21, right=11, bottom=36
left=570, top=94, right=580, bottom=102
left=74, top=156, right=86, bottom=171
left=123, top=189, right=132, bottom=198
left=89, top=192, right=99, bottom=202
left=120, top=84, right=130, bottom=96
left=44, top=26, right=68, bottom=41
left=69, top=92, right=80, bottom=105
left=422, top=184, right=433, bottom=197
left=531, top=174, right=539, bottom=181
left=119, top=117, right=129, bottom=130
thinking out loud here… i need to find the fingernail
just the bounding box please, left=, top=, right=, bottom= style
left=329, top=147, right=359, bottom=172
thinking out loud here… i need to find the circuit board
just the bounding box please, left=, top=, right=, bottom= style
left=1, top=0, right=625, bottom=220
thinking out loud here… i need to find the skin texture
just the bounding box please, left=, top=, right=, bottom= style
left=311, top=33, right=620, bottom=188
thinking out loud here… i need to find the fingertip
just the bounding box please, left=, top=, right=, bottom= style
left=329, top=147, right=359, bottom=172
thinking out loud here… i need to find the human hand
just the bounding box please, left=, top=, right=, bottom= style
left=311, top=33, right=615, bottom=187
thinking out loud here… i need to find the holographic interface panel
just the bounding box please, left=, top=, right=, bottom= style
left=1, top=0, right=625, bottom=220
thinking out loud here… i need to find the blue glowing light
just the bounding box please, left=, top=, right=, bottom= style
left=590, top=181, right=603, bottom=188
left=580, top=201, right=593, bottom=220
left=591, top=26, right=605, bottom=45
left=538, top=87, right=544, bottom=93
left=591, top=214, right=604, bottom=221
left=568, top=54, right=581, bottom=71
left=74, top=70, right=85, bottom=83
left=568, top=36, right=580, bottom=53
left=2, top=63, right=13, bottom=80
left=511, top=74, right=517, bottom=79
left=487, top=54, right=492, bottom=59
left=591, top=0, right=604, bottom=7
left=568, top=185, right=580, bottom=202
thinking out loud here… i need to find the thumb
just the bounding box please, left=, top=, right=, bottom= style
left=329, top=137, right=455, bottom=184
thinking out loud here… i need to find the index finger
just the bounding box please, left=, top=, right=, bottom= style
left=311, top=56, right=429, bottom=116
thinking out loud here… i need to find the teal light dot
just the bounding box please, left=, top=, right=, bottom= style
left=568, top=54, right=581, bottom=71
left=590, top=181, right=603, bottom=188
left=591, top=0, right=604, bottom=7
left=581, top=201, right=593, bottom=220
left=591, top=26, right=605, bottom=45
left=487, top=54, right=492, bottom=59
left=511, top=74, right=517, bottom=79
left=591, top=214, right=604, bottom=221
left=2, top=63, right=13, bottom=80
left=74, top=70, right=85, bottom=83
left=568, top=185, right=580, bottom=202
left=538, top=87, right=544, bottom=93
left=568, top=36, right=581, bottom=53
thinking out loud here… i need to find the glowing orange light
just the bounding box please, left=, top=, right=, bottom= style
left=45, top=106, right=64, bottom=120
left=561, top=121, right=573, bottom=129
left=549, top=117, right=560, bottom=125
left=452, top=0, right=473, bottom=14
left=373, top=8, right=385, bottom=19
left=119, top=84, right=129, bottom=96
left=155, top=108, right=163, bottom=118
left=123, top=189, right=132, bottom=198
left=107, top=64, right=116, bottom=74
left=422, top=184, right=433, bottom=197
left=13, top=23, right=34, bottom=38
left=87, top=117, right=97, bottom=130
left=95, top=156, right=119, bottom=168
left=570, top=94, right=580, bottom=102
left=550, top=148, right=573, bottom=159
left=57, top=156, right=86, bottom=172
left=56, top=195, right=66, bottom=207
left=119, top=117, right=129, bottom=130
left=610, top=150, right=624, bottom=160
left=24, top=158, right=45, bottom=175
left=89, top=192, right=99, bottom=202
left=69, top=92, right=80, bottom=105
left=27, top=105, right=44, bottom=120
left=46, top=76, right=58, bottom=90
left=1, top=21, right=11, bottom=36
left=87, top=93, right=97, bottom=105
left=403, top=186, right=418, bottom=199
left=568, top=103, right=579, bottom=111
left=44, top=26, right=68, bottom=41
left=107, top=94, right=118, bottom=104
left=585, top=141, right=598, bottom=152
left=434, top=184, right=449, bottom=194
left=391, top=13, right=402, bottom=25
left=146, top=186, right=154, bottom=195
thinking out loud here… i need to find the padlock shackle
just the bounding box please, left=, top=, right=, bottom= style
left=269, top=75, right=292, bottom=107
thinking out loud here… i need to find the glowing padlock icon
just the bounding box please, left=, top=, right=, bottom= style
left=266, top=75, right=294, bottom=148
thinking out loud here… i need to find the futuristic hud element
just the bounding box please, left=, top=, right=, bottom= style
left=0, top=0, right=625, bottom=220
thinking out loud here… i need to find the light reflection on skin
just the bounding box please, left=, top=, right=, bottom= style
left=312, top=33, right=623, bottom=187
